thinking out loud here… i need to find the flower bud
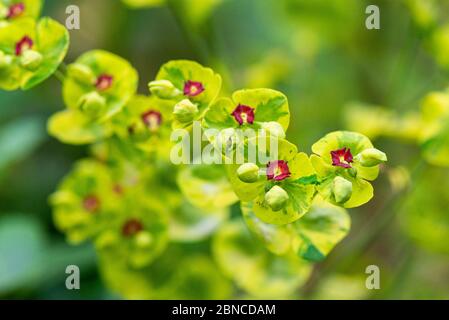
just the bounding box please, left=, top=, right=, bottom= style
left=332, top=176, right=353, bottom=204
left=173, top=99, right=198, bottom=123
left=148, top=79, right=182, bottom=99
left=78, top=91, right=106, bottom=119
left=265, top=185, right=289, bottom=211
left=237, top=163, right=260, bottom=183
left=134, top=231, right=153, bottom=248
left=67, top=63, right=96, bottom=85
left=19, top=50, right=43, bottom=71
left=356, top=148, right=387, bottom=167
left=261, top=121, right=286, bottom=138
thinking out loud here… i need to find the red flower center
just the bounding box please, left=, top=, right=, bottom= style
left=231, top=104, right=255, bottom=125
left=95, top=74, right=113, bottom=91
left=331, top=147, right=353, bottom=168
left=83, top=195, right=100, bottom=213
left=183, top=80, right=204, bottom=97
left=113, top=184, right=123, bottom=195
left=7, top=3, right=25, bottom=19
left=122, top=219, right=144, bottom=237
left=267, top=160, right=291, bottom=181
left=141, top=110, right=162, bottom=132
left=15, top=36, right=33, bottom=56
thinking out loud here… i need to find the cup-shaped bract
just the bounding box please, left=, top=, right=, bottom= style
left=227, top=137, right=316, bottom=225
left=62, top=50, right=138, bottom=121
left=149, top=60, right=221, bottom=128
left=0, top=0, right=42, bottom=24
left=0, top=17, right=69, bottom=90
left=311, top=131, right=386, bottom=208
left=50, top=159, right=122, bottom=244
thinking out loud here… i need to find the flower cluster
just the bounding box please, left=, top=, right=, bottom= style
left=0, top=1, right=389, bottom=299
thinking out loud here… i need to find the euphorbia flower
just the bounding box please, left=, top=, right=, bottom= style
left=7, top=2, right=25, bottom=19
left=331, top=147, right=353, bottom=168
left=122, top=218, right=143, bottom=237
left=311, top=131, right=387, bottom=208
left=15, top=35, right=33, bottom=56
left=0, top=17, right=69, bottom=91
left=148, top=60, right=222, bottom=129
left=229, top=138, right=316, bottom=225
left=184, top=80, right=204, bottom=97
left=266, top=160, right=291, bottom=181
left=50, top=160, right=121, bottom=244
left=95, top=74, right=113, bottom=91
left=231, top=104, right=255, bottom=125
left=83, top=195, right=100, bottom=212
left=141, top=110, right=162, bottom=132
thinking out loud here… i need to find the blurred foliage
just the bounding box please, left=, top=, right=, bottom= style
left=1, top=0, right=449, bottom=300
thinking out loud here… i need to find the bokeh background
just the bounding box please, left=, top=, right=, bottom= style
left=1, top=0, right=449, bottom=299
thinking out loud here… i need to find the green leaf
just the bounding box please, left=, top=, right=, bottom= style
left=212, top=220, right=312, bottom=299
left=292, top=199, right=350, bottom=262
left=47, top=109, right=113, bottom=145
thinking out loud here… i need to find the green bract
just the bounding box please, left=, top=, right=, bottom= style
left=50, top=159, right=121, bottom=244
left=62, top=50, right=138, bottom=121
left=227, top=138, right=316, bottom=225
left=0, top=0, right=42, bottom=24
left=0, top=17, right=69, bottom=90
left=311, top=131, right=386, bottom=208
left=177, top=164, right=238, bottom=210
left=212, top=220, right=312, bottom=299
left=47, top=109, right=113, bottom=145
left=203, top=88, right=290, bottom=150
left=241, top=198, right=350, bottom=262
left=149, top=60, right=221, bottom=129
left=112, top=95, right=174, bottom=155
left=169, top=199, right=229, bottom=242
left=95, top=195, right=169, bottom=268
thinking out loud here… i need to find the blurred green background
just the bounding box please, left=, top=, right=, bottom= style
left=1, top=0, right=449, bottom=299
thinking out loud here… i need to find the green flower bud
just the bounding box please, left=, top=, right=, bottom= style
left=356, top=148, right=387, bottom=167
left=78, top=91, right=106, bottom=119
left=67, top=63, right=96, bottom=85
left=265, top=185, right=289, bottom=211
left=173, top=99, right=199, bottom=123
left=134, top=231, right=153, bottom=248
left=261, top=121, right=286, bottom=138
left=0, top=51, right=13, bottom=69
left=148, top=79, right=182, bottom=99
left=19, top=50, right=43, bottom=71
left=95, top=231, right=119, bottom=249
left=237, top=163, right=260, bottom=183
left=332, top=176, right=353, bottom=204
